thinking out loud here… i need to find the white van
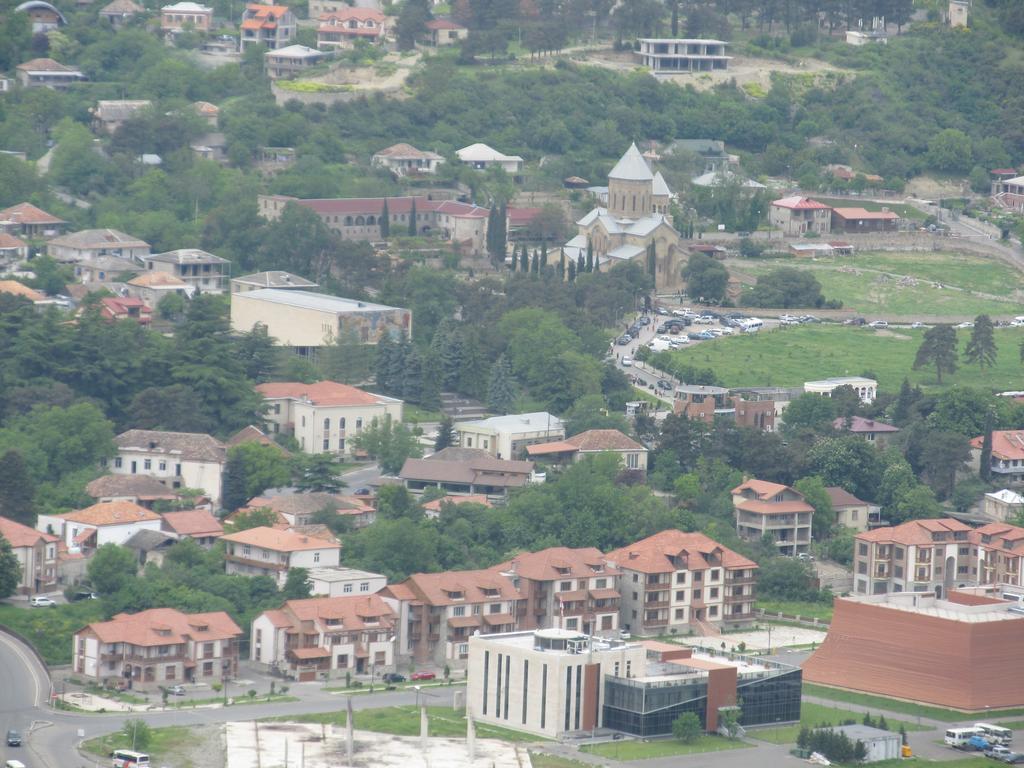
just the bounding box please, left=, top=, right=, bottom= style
left=737, top=318, right=764, bottom=333
left=112, top=750, right=150, bottom=768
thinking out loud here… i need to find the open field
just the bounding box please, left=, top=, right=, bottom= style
left=581, top=734, right=749, bottom=758
left=83, top=724, right=223, bottom=768
left=729, top=251, right=1024, bottom=318
left=803, top=684, right=1024, bottom=722
left=668, top=325, right=1024, bottom=391
left=529, top=755, right=592, bottom=768
left=749, top=701, right=929, bottom=744
left=812, top=198, right=928, bottom=220
left=756, top=600, right=835, bottom=622
left=271, top=705, right=539, bottom=742
left=0, top=602, right=105, bottom=665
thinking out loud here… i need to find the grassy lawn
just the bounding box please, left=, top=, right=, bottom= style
left=403, top=405, right=444, bottom=422
left=867, top=760, right=988, bottom=768
left=83, top=725, right=194, bottom=765
left=668, top=325, right=1024, bottom=392
left=811, top=199, right=928, bottom=220
left=803, top=683, right=1024, bottom=722
left=756, top=600, right=834, bottom=622
left=272, top=705, right=539, bottom=742
left=732, top=251, right=1024, bottom=317
left=581, top=735, right=749, bottom=759
left=0, top=602, right=105, bottom=665
left=749, top=702, right=930, bottom=745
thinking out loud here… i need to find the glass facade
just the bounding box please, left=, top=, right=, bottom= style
left=602, top=666, right=802, bottom=737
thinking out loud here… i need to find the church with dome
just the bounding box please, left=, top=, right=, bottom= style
left=562, top=143, right=684, bottom=291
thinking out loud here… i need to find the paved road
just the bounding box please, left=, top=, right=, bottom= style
left=340, top=462, right=383, bottom=491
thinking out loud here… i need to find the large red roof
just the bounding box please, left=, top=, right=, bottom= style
left=772, top=196, right=831, bottom=210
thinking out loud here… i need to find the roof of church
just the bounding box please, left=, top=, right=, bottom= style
left=608, top=143, right=653, bottom=182
left=652, top=171, right=671, bottom=196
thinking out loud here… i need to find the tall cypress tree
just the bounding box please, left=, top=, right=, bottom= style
left=485, top=207, right=497, bottom=255
left=519, top=243, right=529, bottom=272
left=375, top=333, right=396, bottom=392
left=577, top=253, right=585, bottom=276
left=558, top=250, right=566, bottom=280
left=380, top=198, right=390, bottom=238
left=509, top=245, right=517, bottom=271
left=408, top=199, right=417, bottom=236
left=530, top=251, right=539, bottom=275
left=585, top=237, right=593, bottom=272
left=593, top=253, right=600, bottom=272
left=540, top=240, right=548, bottom=269
left=568, top=260, right=577, bottom=282
left=402, top=347, right=424, bottom=403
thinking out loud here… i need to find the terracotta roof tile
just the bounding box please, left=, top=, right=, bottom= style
left=60, top=501, right=161, bottom=526
left=0, top=516, right=57, bottom=548
left=221, top=525, right=340, bottom=552
left=161, top=509, right=223, bottom=538
left=82, top=607, right=241, bottom=647
left=86, top=475, right=177, bottom=501
left=0, top=202, right=65, bottom=226
left=279, top=594, right=395, bottom=633
left=255, top=380, right=392, bottom=407
left=393, top=569, right=521, bottom=607
left=833, top=416, right=900, bottom=433
left=824, top=486, right=868, bottom=508
left=857, top=518, right=970, bottom=546
left=116, top=430, right=226, bottom=463
left=493, top=546, right=617, bottom=582
left=605, top=529, right=757, bottom=573
left=971, top=431, right=1024, bottom=462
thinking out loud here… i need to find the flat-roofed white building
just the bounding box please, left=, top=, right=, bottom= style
left=636, top=38, right=731, bottom=73
left=143, top=248, right=229, bottom=294
left=230, top=289, right=411, bottom=357
left=455, top=412, right=564, bottom=461
left=230, top=271, right=318, bottom=294
left=307, top=566, right=387, bottom=597
left=803, top=376, right=877, bottom=404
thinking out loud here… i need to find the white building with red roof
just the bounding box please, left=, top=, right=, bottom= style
left=0, top=516, right=58, bottom=594
left=221, top=526, right=341, bottom=587
left=73, top=607, right=242, bottom=690
left=526, top=428, right=648, bottom=475
left=971, top=430, right=1024, bottom=486
left=256, top=380, right=402, bottom=457
left=423, top=18, right=467, bottom=46
left=371, top=143, right=444, bottom=177
left=769, top=195, right=832, bottom=236
left=38, top=501, right=163, bottom=550
left=250, top=594, right=397, bottom=679
left=604, top=529, right=758, bottom=635
left=731, top=479, right=814, bottom=557
left=317, top=8, right=390, bottom=47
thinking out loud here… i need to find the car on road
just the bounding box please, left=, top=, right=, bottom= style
left=1000, top=754, right=1024, bottom=764
left=697, top=331, right=716, bottom=340
left=29, top=596, right=56, bottom=608
left=687, top=332, right=704, bottom=340
left=410, top=672, right=436, bottom=681
left=737, top=231, right=751, bottom=237
left=655, top=323, right=669, bottom=333
left=987, top=746, right=1013, bottom=759
left=639, top=316, right=651, bottom=326
left=655, top=307, right=668, bottom=315
left=353, top=487, right=372, bottom=496
left=382, top=673, right=406, bottom=683
left=694, top=315, right=715, bottom=324
left=616, top=334, right=631, bottom=346
left=911, top=322, right=926, bottom=329
left=956, top=321, right=974, bottom=329
left=656, top=379, right=672, bottom=390
left=70, top=590, right=98, bottom=602
left=844, top=317, right=866, bottom=326
left=621, top=356, right=633, bottom=367
left=868, top=320, right=888, bottom=329
left=799, top=314, right=820, bottom=323
left=6, top=730, right=21, bottom=747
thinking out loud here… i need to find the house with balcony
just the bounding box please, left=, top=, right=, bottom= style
left=371, top=143, right=445, bottom=177
left=143, top=249, right=230, bottom=294
left=422, top=18, right=467, bottom=46
left=455, top=143, right=524, bottom=174
left=803, top=376, right=877, bottom=404
left=38, top=501, right=163, bottom=551
left=853, top=518, right=974, bottom=597
left=160, top=509, right=224, bottom=547
left=72, top=608, right=241, bottom=691
left=673, top=385, right=732, bottom=421
left=769, top=196, right=832, bottom=237
left=99, top=296, right=152, bottom=325
left=525, top=429, right=648, bottom=476
left=971, top=430, right=1024, bottom=485
left=381, top=569, right=523, bottom=666
left=316, top=8, right=390, bottom=47
left=264, top=45, right=327, bottom=79
left=15, top=58, right=85, bottom=89
left=221, top=526, right=341, bottom=587
left=250, top=594, right=396, bottom=680
left=975, top=522, right=1024, bottom=588
left=0, top=516, right=58, bottom=595
left=90, top=100, right=152, bottom=134
left=494, top=547, right=620, bottom=636
left=399, top=448, right=536, bottom=502
left=111, top=429, right=226, bottom=508
left=604, top=529, right=757, bottom=636
left=732, top=479, right=814, bottom=556
left=0, top=202, right=67, bottom=240
left=240, top=4, right=296, bottom=51
left=47, top=228, right=150, bottom=264
left=256, top=380, right=402, bottom=458
left=636, top=38, right=731, bottom=73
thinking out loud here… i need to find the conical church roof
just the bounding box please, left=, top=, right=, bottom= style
left=608, top=143, right=653, bottom=182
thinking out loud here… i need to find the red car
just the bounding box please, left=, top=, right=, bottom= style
left=410, top=672, right=436, bottom=681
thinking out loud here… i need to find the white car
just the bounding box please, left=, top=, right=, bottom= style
left=868, top=320, right=888, bottom=329
left=695, top=315, right=715, bottom=324
left=30, top=596, right=56, bottom=608
left=780, top=317, right=801, bottom=326
left=955, top=321, right=974, bottom=329
left=1010, top=319, right=1024, bottom=327
left=717, top=327, right=734, bottom=335
left=911, top=322, right=926, bottom=329
left=621, top=356, right=633, bottom=367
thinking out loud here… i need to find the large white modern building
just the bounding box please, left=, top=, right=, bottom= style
left=455, top=412, right=565, bottom=460
left=636, top=38, right=731, bottom=73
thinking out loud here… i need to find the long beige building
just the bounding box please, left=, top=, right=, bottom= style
left=230, top=289, right=411, bottom=357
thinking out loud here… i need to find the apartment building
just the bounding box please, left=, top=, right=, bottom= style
left=853, top=518, right=975, bottom=597
left=240, top=4, right=296, bottom=51
left=732, top=479, right=814, bottom=556
left=143, top=248, right=230, bottom=294
left=250, top=594, right=397, bottom=680
left=971, top=430, right=1024, bottom=485
left=256, top=380, right=403, bottom=457
left=636, top=38, right=731, bottom=73
left=73, top=608, right=241, bottom=691
left=0, top=516, right=58, bottom=595
left=381, top=569, right=522, bottom=665
left=976, top=522, right=1024, bottom=588
left=604, top=530, right=757, bottom=636
left=221, top=526, right=341, bottom=587
left=111, top=429, right=226, bottom=508
left=495, top=547, right=621, bottom=636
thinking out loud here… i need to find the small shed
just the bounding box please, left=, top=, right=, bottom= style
left=829, top=724, right=901, bottom=763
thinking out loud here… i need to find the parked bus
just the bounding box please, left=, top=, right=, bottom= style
left=945, top=727, right=983, bottom=747
left=976, top=724, right=1013, bottom=746
left=737, top=318, right=764, bottom=333
left=112, top=750, right=150, bottom=768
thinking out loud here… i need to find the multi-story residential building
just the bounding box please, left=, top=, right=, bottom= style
left=825, top=486, right=879, bottom=532
left=316, top=8, right=390, bottom=47
left=732, top=480, right=814, bottom=556
left=769, top=196, right=832, bottom=237
left=604, top=530, right=758, bottom=636
left=525, top=429, right=648, bottom=476
left=636, top=38, right=731, bottom=73
left=264, top=45, right=327, bottom=79
left=371, top=143, right=445, bottom=177
left=230, top=270, right=317, bottom=294
left=495, top=547, right=621, bottom=636
left=250, top=594, right=396, bottom=680
left=306, top=567, right=387, bottom=598
left=230, top=288, right=412, bottom=358
left=0, top=202, right=68, bottom=240
left=976, top=522, right=1024, bottom=588
left=73, top=608, right=241, bottom=691
left=143, top=249, right=230, bottom=294
left=0, top=516, right=58, bottom=595
left=221, top=526, right=341, bottom=587
left=803, top=376, right=877, bottom=404
left=38, top=501, right=163, bottom=550
left=15, top=58, right=85, bottom=89
left=256, top=380, right=403, bottom=457
left=853, top=518, right=975, bottom=597
left=111, top=429, right=227, bottom=508
left=455, top=412, right=565, bottom=460
left=399, top=448, right=536, bottom=501
left=983, top=489, right=1024, bottom=523
left=971, top=430, right=1024, bottom=485
left=160, top=1, right=213, bottom=33
left=47, top=228, right=150, bottom=264
left=240, top=4, right=296, bottom=51
left=381, top=569, right=523, bottom=665
left=257, top=194, right=490, bottom=255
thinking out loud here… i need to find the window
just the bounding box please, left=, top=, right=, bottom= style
left=274, top=403, right=281, bottom=415
left=709, top=606, right=718, bottom=617
left=356, top=418, right=363, bottom=431
left=343, top=583, right=352, bottom=593
left=114, top=457, right=122, bottom=468
left=858, top=543, right=868, bottom=556
left=675, top=590, right=685, bottom=601
left=466, top=437, right=473, bottom=447
left=595, top=578, right=607, bottom=589
left=302, top=416, right=306, bottom=427
left=566, top=618, right=578, bottom=629
left=559, top=581, right=572, bottom=591
left=166, top=665, right=176, bottom=680
left=675, top=572, right=686, bottom=584
left=340, top=417, right=346, bottom=429
left=709, top=587, right=719, bottom=599
left=633, top=573, right=639, bottom=583
left=710, top=569, right=719, bottom=581
left=453, top=606, right=465, bottom=617
left=324, top=418, right=331, bottom=431
left=339, top=438, right=345, bottom=451
left=674, top=608, right=684, bottom=619
left=313, top=552, right=320, bottom=563
left=692, top=588, right=702, bottom=600
left=158, top=461, right=166, bottom=471
left=360, top=582, right=369, bottom=592
left=144, top=459, right=152, bottom=470
left=489, top=603, right=502, bottom=613
left=323, top=439, right=330, bottom=450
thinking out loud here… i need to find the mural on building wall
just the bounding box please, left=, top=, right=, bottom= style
left=337, top=310, right=410, bottom=344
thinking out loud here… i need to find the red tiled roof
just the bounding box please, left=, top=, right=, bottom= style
left=421, top=494, right=493, bottom=512
left=833, top=415, right=899, bottom=433
left=0, top=281, right=45, bottom=302
left=0, top=516, right=57, bottom=548
left=824, top=486, right=868, bottom=508
left=281, top=593, right=395, bottom=630
left=494, top=546, right=617, bottom=582
left=318, top=7, right=384, bottom=21
left=425, top=18, right=464, bottom=29
left=255, top=380, right=389, bottom=407
left=61, top=501, right=161, bottom=526
left=605, top=529, right=757, bottom=574
left=221, top=525, right=340, bottom=552
left=731, top=479, right=791, bottom=499
left=290, top=646, right=331, bottom=659
left=831, top=207, right=900, bottom=221
left=507, top=207, right=542, bottom=227
left=82, top=607, right=241, bottom=646
left=161, top=509, right=223, bottom=538
left=856, top=517, right=971, bottom=546
left=0, top=233, right=28, bottom=250
left=394, top=569, right=520, bottom=607
left=970, top=431, right=1024, bottom=461
left=772, top=196, right=830, bottom=210
left=734, top=498, right=814, bottom=515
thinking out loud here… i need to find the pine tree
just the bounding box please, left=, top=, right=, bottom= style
left=519, top=243, right=529, bottom=272
left=558, top=250, right=566, bottom=280
left=585, top=239, right=593, bottom=272
left=540, top=240, right=548, bottom=269
left=496, top=203, right=507, bottom=252
left=402, top=346, right=424, bottom=403
left=487, top=355, right=517, bottom=414
left=964, top=314, right=997, bottom=368
left=913, top=324, right=958, bottom=384
left=380, top=198, right=390, bottom=238
left=593, top=253, right=600, bottom=272
left=980, top=411, right=994, bottom=482
left=419, top=355, right=442, bottom=409
left=0, top=450, right=35, bottom=526
left=530, top=251, right=539, bottom=275
left=375, top=333, right=397, bottom=393
left=435, top=414, right=456, bottom=451
left=646, top=241, right=656, bottom=275
left=0, top=536, right=21, bottom=600
left=387, top=334, right=410, bottom=396
left=509, top=244, right=517, bottom=270
left=408, top=199, right=417, bottom=236
left=486, top=207, right=498, bottom=256
left=568, top=260, right=577, bottom=282
left=576, top=253, right=585, bottom=276
left=892, top=377, right=916, bottom=425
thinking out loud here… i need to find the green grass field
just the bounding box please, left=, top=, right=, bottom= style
left=0, top=602, right=105, bottom=665
left=272, top=705, right=539, bottom=742
left=581, top=734, right=749, bottom=759
left=756, top=600, right=835, bottom=622
left=669, top=324, right=1024, bottom=391
left=811, top=199, right=928, bottom=221
left=749, top=701, right=929, bottom=744
left=802, top=683, right=1024, bottom=723
left=732, top=251, right=1024, bottom=317
left=83, top=725, right=195, bottom=765
left=868, top=760, right=987, bottom=768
